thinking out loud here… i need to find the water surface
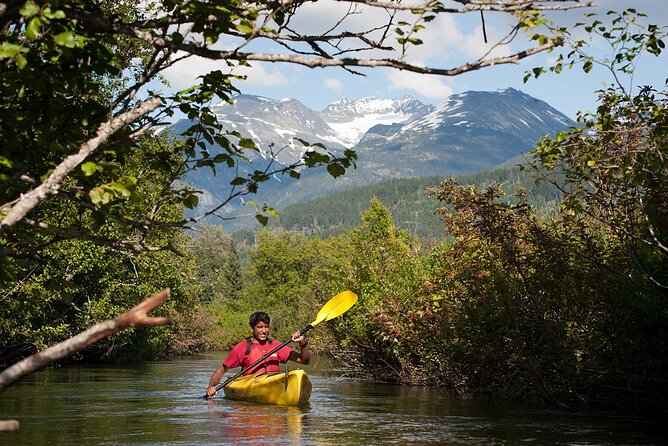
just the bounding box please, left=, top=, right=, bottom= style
left=0, top=354, right=662, bottom=445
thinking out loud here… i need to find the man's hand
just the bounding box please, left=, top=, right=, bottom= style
left=206, top=385, right=218, bottom=398
left=291, top=331, right=305, bottom=344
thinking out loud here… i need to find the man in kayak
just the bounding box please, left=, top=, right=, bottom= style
left=206, top=311, right=310, bottom=398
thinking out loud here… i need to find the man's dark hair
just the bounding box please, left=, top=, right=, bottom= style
left=249, top=311, right=271, bottom=328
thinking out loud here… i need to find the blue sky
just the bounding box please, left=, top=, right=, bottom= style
left=164, top=0, right=666, bottom=120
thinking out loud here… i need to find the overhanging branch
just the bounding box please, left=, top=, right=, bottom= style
left=0, top=288, right=172, bottom=394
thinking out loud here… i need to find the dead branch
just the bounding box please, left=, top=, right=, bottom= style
left=0, top=420, right=19, bottom=432
left=0, top=288, right=172, bottom=394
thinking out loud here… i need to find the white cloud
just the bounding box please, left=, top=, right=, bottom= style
left=460, top=24, right=512, bottom=59
left=161, top=54, right=223, bottom=90
left=323, top=78, right=344, bottom=91
left=398, top=13, right=512, bottom=67
left=233, top=63, right=290, bottom=87
left=386, top=70, right=453, bottom=100
left=162, top=55, right=289, bottom=91
left=405, top=14, right=465, bottom=63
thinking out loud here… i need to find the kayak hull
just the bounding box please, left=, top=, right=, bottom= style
left=223, top=369, right=311, bottom=406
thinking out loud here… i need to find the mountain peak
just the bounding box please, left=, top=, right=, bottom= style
left=399, top=88, right=572, bottom=135
left=319, top=96, right=434, bottom=146
left=322, top=95, right=428, bottom=117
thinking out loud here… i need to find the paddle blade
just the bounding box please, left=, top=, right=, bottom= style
left=310, top=290, right=358, bottom=327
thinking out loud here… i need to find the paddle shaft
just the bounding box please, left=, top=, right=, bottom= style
left=206, top=324, right=313, bottom=397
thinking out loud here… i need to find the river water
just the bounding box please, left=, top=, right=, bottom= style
left=0, top=354, right=663, bottom=445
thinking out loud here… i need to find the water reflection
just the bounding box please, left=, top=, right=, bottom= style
left=206, top=400, right=306, bottom=445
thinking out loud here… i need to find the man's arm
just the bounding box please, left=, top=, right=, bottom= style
left=206, top=363, right=229, bottom=397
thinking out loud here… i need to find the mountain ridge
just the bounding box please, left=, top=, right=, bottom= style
left=175, top=88, right=574, bottom=231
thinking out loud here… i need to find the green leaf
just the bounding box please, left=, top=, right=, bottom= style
left=53, top=31, right=76, bottom=48
left=583, top=60, right=593, bottom=73
left=107, top=182, right=131, bottom=198
left=81, top=161, right=100, bottom=176
left=264, top=206, right=278, bottom=217
left=255, top=213, right=269, bottom=226
left=236, top=21, right=254, bottom=34
left=213, top=153, right=230, bottom=163
left=43, top=8, right=66, bottom=19
left=15, top=54, right=27, bottom=69
left=327, top=163, right=345, bottom=178
left=89, top=187, right=111, bottom=205
left=19, top=0, right=40, bottom=17
left=183, top=194, right=199, bottom=209
left=26, top=17, right=41, bottom=40
left=0, top=42, right=25, bottom=58
left=239, top=138, right=256, bottom=149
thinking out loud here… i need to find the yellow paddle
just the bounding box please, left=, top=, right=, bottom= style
left=205, top=290, right=358, bottom=398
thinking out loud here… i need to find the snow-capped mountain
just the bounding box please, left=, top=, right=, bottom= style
left=208, top=94, right=346, bottom=164
left=176, top=88, right=574, bottom=230
left=398, top=88, right=569, bottom=142
left=351, top=88, right=573, bottom=176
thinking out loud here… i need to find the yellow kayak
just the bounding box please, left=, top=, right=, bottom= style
left=223, top=369, right=312, bottom=406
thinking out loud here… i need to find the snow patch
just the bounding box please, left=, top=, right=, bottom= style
left=275, top=128, right=296, bottom=138
left=526, top=108, right=544, bottom=123
left=325, top=111, right=412, bottom=147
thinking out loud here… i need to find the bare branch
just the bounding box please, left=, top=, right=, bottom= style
left=0, top=288, right=172, bottom=393
left=237, top=38, right=563, bottom=74
left=342, top=0, right=596, bottom=13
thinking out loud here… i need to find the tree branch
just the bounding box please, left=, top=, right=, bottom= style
left=237, top=38, right=563, bottom=74
left=0, top=288, right=172, bottom=394
left=64, top=0, right=578, bottom=77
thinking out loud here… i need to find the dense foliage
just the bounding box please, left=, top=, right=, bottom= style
left=270, top=166, right=563, bottom=242
left=0, top=136, right=215, bottom=364
left=2, top=0, right=372, bottom=364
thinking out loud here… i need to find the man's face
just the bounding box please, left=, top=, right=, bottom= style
left=252, top=321, right=270, bottom=342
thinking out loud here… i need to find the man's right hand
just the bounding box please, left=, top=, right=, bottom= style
left=206, top=385, right=218, bottom=398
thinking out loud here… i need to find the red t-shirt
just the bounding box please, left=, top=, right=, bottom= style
left=223, top=338, right=294, bottom=375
